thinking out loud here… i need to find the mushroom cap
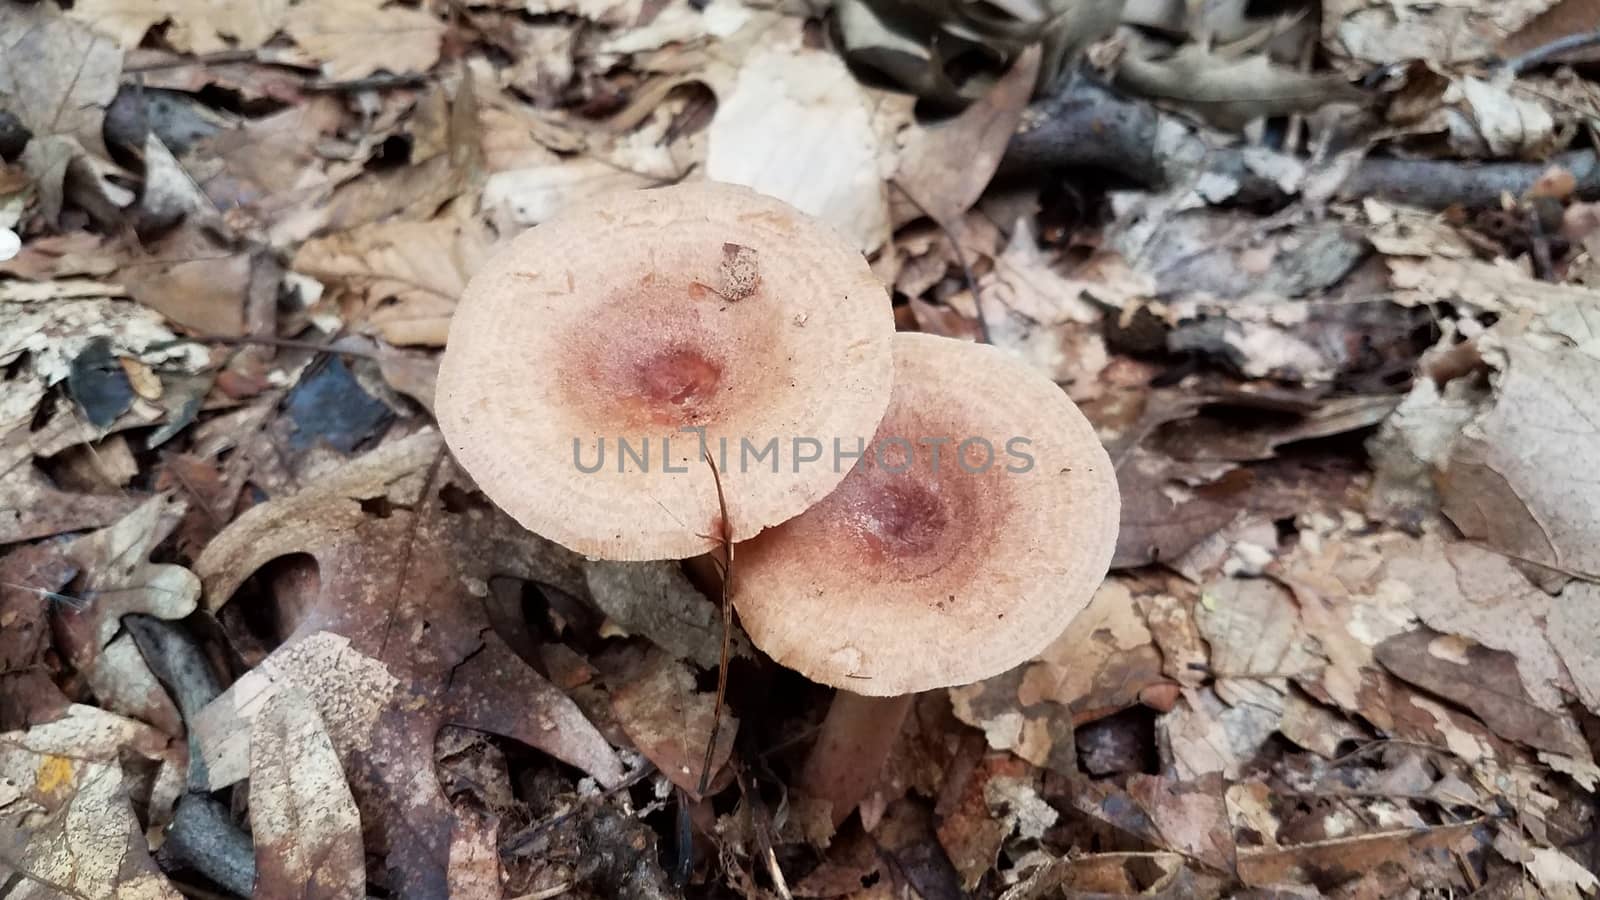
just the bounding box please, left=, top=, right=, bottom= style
left=436, top=182, right=895, bottom=561
left=732, top=333, right=1120, bottom=696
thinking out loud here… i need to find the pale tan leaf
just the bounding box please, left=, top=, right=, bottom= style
left=54, top=495, right=201, bottom=672
left=68, top=0, right=288, bottom=54
left=250, top=687, right=365, bottom=900
left=706, top=36, right=894, bottom=253
left=285, top=0, right=445, bottom=81
left=292, top=212, right=497, bottom=347
left=1442, top=337, right=1600, bottom=579
left=1324, top=0, right=1557, bottom=67
left=0, top=4, right=123, bottom=159
left=1549, top=583, right=1600, bottom=715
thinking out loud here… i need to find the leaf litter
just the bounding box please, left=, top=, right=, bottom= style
left=2, top=0, right=1600, bottom=896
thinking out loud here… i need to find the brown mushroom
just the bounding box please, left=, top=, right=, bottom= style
left=436, top=182, right=895, bottom=561
left=733, top=332, right=1120, bottom=823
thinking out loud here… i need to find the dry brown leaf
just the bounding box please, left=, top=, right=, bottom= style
left=319, top=75, right=483, bottom=234
left=583, top=561, right=751, bottom=670
left=893, top=47, right=1041, bottom=229
left=951, top=579, right=1166, bottom=773
left=0, top=466, right=144, bottom=545
left=68, top=0, right=287, bottom=53
left=446, top=810, right=501, bottom=896
left=1072, top=775, right=1235, bottom=872
left=114, top=227, right=258, bottom=337
left=935, top=754, right=1053, bottom=890
left=1360, top=199, right=1477, bottom=258
left=706, top=32, right=896, bottom=253
left=1114, top=448, right=1249, bottom=569
left=610, top=650, right=735, bottom=798
left=1238, top=819, right=1486, bottom=889
left=191, top=430, right=624, bottom=895
left=285, top=0, right=445, bottom=81
left=0, top=4, right=122, bottom=161
left=188, top=96, right=352, bottom=246
left=250, top=686, right=365, bottom=900
left=1439, top=335, right=1600, bottom=580
left=1389, top=536, right=1571, bottom=712
left=1376, top=630, right=1587, bottom=757
left=292, top=210, right=496, bottom=347
left=0, top=233, right=119, bottom=281
left=1502, top=0, right=1600, bottom=64
left=1274, top=526, right=1420, bottom=729
left=53, top=495, right=200, bottom=673
left=1198, top=578, right=1321, bottom=679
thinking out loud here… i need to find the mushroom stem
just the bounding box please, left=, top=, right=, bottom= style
left=797, top=690, right=915, bottom=826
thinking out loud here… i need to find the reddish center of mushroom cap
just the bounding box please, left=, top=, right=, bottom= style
left=805, top=436, right=999, bottom=586
left=855, top=477, right=949, bottom=557
left=552, top=272, right=782, bottom=431
left=635, top=346, right=723, bottom=409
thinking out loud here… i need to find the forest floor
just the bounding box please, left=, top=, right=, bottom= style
left=2, top=0, right=1600, bottom=897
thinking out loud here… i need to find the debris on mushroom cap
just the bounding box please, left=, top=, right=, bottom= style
left=732, top=333, right=1121, bottom=696
left=435, top=181, right=895, bottom=561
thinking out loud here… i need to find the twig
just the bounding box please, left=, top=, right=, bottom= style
left=697, top=451, right=734, bottom=797
left=732, top=762, right=793, bottom=900
left=1528, top=204, right=1556, bottom=281
left=1503, top=30, right=1600, bottom=76
left=508, top=886, right=574, bottom=900
left=124, top=49, right=262, bottom=73
left=158, top=334, right=385, bottom=361
left=1002, top=77, right=1600, bottom=210
left=304, top=72, right=432, bottom=93
left=501, top=763, right=658, bottom=851
left=889, top=179, right=992, bottom=345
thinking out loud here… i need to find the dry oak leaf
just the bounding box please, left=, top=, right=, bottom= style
left=285, top=0, right=446, bottom=81
left=191, top=430, right=625, bottom=899
left=292, top=212, right=496, bottom=347
left=250, top=686, right=365, bottom=900
left=52, top=494, right=200, bottom=674
left=67, top=0, right=288, bottom=54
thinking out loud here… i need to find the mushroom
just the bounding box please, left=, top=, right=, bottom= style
left=436, top=182, right=895, bottom=561
left=732, top=332, right=1120, bottom=823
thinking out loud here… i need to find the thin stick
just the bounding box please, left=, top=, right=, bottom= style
left=305, top=72, right=432, bottom=92
left=159, top=334, right=385, bottom=361
left=889, top=179, right=993, bottom=345
left=1503, top=30, right=1600, bottom=76
left=502, top=763, right=658, bottom=851
left=697, top=450, right=735, bottom=796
